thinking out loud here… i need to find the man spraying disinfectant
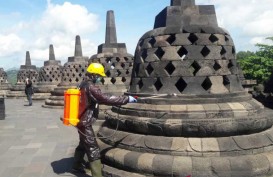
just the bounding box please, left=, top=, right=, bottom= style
left=67, top=63, right=137, bottom=177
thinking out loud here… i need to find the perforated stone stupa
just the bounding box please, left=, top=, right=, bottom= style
left=0, top=68, right=11, bottom=96
left=90, top=10, right=133, bottom=95
left=89, top=10, right=134, bottom=119
left=98, top=1, right=273, bottom=176
left=34, top=44, right=62, bottom=100
left=7, top=51, right=39, bottom=98
left=43, top=35, right=88, bottom=108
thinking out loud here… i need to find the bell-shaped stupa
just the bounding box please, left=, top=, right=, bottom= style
left=43, top=35, right=88, bottom=108
left=34, top=44, right=62, bottom=100
left=7, top=51, right=39, bottom=98
left=0, top=68, right=11, bottom=96
left=89, top=10, right=134, bottom=119
left=98, top=1, right=273, bottom=176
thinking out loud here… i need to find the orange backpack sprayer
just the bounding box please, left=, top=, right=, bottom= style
left=63, top=88, right=81, bottom=126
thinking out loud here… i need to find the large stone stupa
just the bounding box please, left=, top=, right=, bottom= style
left=43, top=35, right=88, bottom=108
left=89, top=10, right=134, bottom=119
left=7, top=51, right=39, bottom=98
left=98, top=1, right=273, bottom=176
left=0, top=68, right=11, bottom=96
left=34, top=44, right=62, bottom=100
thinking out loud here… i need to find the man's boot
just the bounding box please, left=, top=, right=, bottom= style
left=72, top=150, right=87, bottom=173
left=90, top=159, right=103, bottom=177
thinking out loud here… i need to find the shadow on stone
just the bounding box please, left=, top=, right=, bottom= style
left=51, top=157, right=90, bottom=177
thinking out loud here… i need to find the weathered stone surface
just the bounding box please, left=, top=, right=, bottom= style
left=8, top=51, right=39, bottom=97
left=0, top=68, right=11, bottom=96
left=99, top=0, right=273, bottom=176
left=34, top=45, right=62, bottom=100
left=43, top=35, right=88, bottom=108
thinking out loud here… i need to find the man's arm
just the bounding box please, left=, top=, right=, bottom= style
left=88, top=85, right=129, bottom=105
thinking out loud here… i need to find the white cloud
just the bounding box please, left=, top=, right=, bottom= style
left=199, top=0, right=273, bottom=51
left=0, top=1, right=99, bottom=69
left=0, top=34, right=23, bottom=57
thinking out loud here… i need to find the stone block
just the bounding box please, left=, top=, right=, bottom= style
left=173, top=33, right=192, bottom=46
left=188, top=138, right=202, bottom=152
left=192, top=157, right=213, bottom=177
left=137, top=153, right=156, bottom=174
left=202, top=138, right=220, bottom=152
left=144, top=136, right=173, bottom=151
left=229, top=157, right=253, bottom=177
left=171, top=137, right=189, bottom=152
left=152, top=155, right=174, bottom=176
left=172, top=156, right=192, bottom=177
left=217, top=137, right=240, bottom=152
left=211, top=157, right=231, bottom=177
left=124, top=151, right=142, bottom=171
left=161, top=47, right=181, bottom=61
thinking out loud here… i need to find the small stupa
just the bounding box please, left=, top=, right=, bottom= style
left=7, top=51, right=39, bottom=98
left=43, top=35, right=88, bottom=108
left=34, top=44, right=62, bottom=100
left=89, top=10, right=134, bottom=119
left=0, top=68, right=12, bottom=96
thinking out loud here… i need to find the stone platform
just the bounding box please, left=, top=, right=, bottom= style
left=0, top=98, right=102, bottom=177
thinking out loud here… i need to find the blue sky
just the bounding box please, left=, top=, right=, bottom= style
left=1, top=0, right=273, bottom=70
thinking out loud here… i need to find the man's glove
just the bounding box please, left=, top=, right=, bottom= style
left=128, top=96, right=137, bottom=103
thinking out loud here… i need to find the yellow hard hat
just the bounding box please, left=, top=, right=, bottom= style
left=86, top=63, right=106, bottom=77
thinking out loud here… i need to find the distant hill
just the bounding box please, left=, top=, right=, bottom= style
left=6, top=69, right=18, bottom=85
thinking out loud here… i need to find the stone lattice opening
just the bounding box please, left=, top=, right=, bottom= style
left=121, top=77, right=126, bottom=83
left=175, top=77, right=187, bottom=93
left=165, top=62, right=175, bottom=75
left=154, top=78, right=163, bottom=91
left=111, top=77, right=116, bottom=84
left=177, top=46, right=188, bottom=57
left=209, top=34, right=219, bottom=43
left=116, top=57, right=120, bottom=62
left=225, top=35, right=229, bottom=42
left=223, top=75, right=230, bottom=89
left=191, top=61, right=201, bottom=76
left=188, top=33, right=198, bottom=44
left=117, top=70, right=122, bottom=76
left=139, top=40, right=144, bottom=47
left=232, top=47, right=236, bottom=54
left=166, top=34, right=176, bottom=45
left=106, top=58, right=112, bottom=63
left=213, top=61, right=222, bottom=71
left=146, top=63, right=154, bottom=75
left=201, top=46, right=210, bottom=57
left=149, top=37, right=156, bottom=47
left=141, top=50, right=148, bottom=60
left=121, top=63, right=125, bottom=68
left=228, top=60, right=234, bottom=68
left=101, top=78, right=105, bottom=84
left=155, top=47, right=165, bottom=59
left=220, top=46, right=227, bottom=55
left=201, top=77, right=212, bottom=91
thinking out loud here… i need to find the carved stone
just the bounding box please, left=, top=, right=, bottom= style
left=7, top=51, right=39, bottom=98
left=34, top=45, right=62, bottom=100
left=43, top=35, right=88, bottom=108
left=89, top=11, right=134, bottom=118
left=0, top=68, right=11, bottom=96
left=98, top=1, right=273, bottom=176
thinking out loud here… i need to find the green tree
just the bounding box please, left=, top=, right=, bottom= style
left=237, top=37, right=273, bottom=84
